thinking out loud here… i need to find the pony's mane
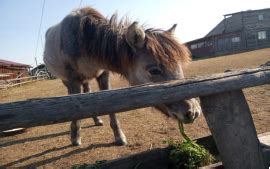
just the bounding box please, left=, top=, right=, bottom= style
left=145, top=29, right=191, bottom=68
left=78, top=7, right=133, bottom=72
left=67, top=7, right=190, bottom=72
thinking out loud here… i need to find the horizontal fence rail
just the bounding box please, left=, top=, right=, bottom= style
left=0, top=75, right=48, bottom=89
left=0, top=66, right=269, bottom=131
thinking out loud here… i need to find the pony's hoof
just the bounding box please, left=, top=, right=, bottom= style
left=95, top=121, right=104, bottom=126
left=93, top=118, right=104, bottom=126
left=71, top=139, right=81, bottom=146
left=115, top=137, right=127, bottom=146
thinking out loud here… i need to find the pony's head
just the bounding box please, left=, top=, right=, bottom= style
left=124, top=22, right=201, bottom=123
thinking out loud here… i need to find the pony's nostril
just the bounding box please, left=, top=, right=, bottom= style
left=185, top=111, right=194, bottom=120
left=194, top=108, right=201, bottom=118
left=195, top=111, right=200, bottom=118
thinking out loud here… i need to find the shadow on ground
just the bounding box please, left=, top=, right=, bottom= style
left=0, top=142, right=115, bottom=168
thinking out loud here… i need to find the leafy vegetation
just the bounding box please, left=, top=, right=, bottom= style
left=167, top=121, right=215, bottom=169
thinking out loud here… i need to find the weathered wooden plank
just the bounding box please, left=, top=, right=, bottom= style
left=259, top=132, right=270, bottom=167
left=83, top=135, right=219, bottom=169
left=5, top=75, right=39, bottom=82
left=259, top=132, right=270, bottom=146
left=199, top=162, right=223, bottom=169
left=0, top=75, right=48, bottom=89
left=0, top=66, right=269, bottom=131
left=201, top=90, right=266, bottom=169
left=77, top=134, right=270, bottom=169
left=94, top=147, right=171, bottom=169
left=263, top=148, right=270, bottom=167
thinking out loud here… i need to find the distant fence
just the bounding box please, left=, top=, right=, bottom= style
left=0, top=75, right=48, bottom=89
left=0, top=65, right=269, bottom=169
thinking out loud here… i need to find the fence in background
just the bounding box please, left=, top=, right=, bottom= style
left=0, top=75, right=48, bottom=89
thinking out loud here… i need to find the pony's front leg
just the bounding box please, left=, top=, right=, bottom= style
left=96, top=71, right=127, bottom=145
left=109, top=113, right=127, bottom=145
left=64, top=80, right=82, bottom=146
left=82, top=82, right=103, bottom=126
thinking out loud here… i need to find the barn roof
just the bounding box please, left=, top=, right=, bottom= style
left=223, top=7, right=270, bottom=17
left=205, top=8, right=270, bottom=37
left=0, top=59, right=31, bottom=68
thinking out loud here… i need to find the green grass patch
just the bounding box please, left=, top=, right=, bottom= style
left=166, top=121, right=215, bottom=169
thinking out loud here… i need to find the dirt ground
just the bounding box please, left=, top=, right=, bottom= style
left=0, top=48, right=269, bottom=168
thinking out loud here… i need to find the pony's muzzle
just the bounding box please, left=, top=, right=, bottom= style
left=157, top=98, right=202, bottom=124
left=181, top=98, right=202, bottom=123
left=182, top=107, right=201, bottom=124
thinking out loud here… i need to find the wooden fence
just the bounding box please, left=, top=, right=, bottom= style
left=0, top=65, right=269, bottom=169
left=0, top=75, right=48, bottom=89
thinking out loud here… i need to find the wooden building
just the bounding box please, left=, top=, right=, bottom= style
left=186, top=8, right=270, bottom=58
left=0, top=59, right=31, bottom=80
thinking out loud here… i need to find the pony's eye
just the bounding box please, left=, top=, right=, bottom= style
left=149, top=68, right=162, bottom=76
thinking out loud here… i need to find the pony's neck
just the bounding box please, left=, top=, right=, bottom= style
left=83, top=22, right=133, bottom=76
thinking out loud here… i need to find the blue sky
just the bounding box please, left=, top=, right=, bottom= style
left=0, top=0, right=269, bottom=66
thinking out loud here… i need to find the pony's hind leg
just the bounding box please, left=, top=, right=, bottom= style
left=63, top=80, right=82, bottom=146
left=70, top=120, right=81, bottom=146
left=82, top=82, right=103, bottom=126
left=96, top=71, right=127, bottom=145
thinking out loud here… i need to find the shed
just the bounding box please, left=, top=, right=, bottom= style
left=0, top=59, right=31, bottom=80
left=186, top=8, right=270, bottom=58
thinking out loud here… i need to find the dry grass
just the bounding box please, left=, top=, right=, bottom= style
left=0, top=48, right=269, bottom=168
left=0, top=79, right=66, bottom=103
left=184, top=47, right=270, bottom=76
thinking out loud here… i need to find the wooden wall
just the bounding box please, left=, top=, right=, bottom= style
left=243, top=9, right=270, bottom=50
left=0, top=65, right=30, bottom=80
left=187, top=31, right=246, bottom=58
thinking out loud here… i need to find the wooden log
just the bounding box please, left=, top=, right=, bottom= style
left=6, top=75, right=37, bottom=82
left=0, top=66, right=269, bottom=131
left=95, top=147, right=171, bottom=169
left=201, top=90, right=266, bottom=169
left=82, top=135, right=220, bottom=169
left=5, top=75, right=47, bottom=83
left=259, top=132, right=270, bottom=167
left=73, top=134, right=270, bottom=169
left=0, top=128, right=28, bottom=137
left=199, top=162, right=223, bottom=169
left=0, top=75, right=47, bottom=89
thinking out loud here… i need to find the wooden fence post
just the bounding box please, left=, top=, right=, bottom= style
left=201, top=90, right=266, bottom=169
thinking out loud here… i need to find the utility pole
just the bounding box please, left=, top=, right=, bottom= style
left=35, top=57, right=38, bottom=66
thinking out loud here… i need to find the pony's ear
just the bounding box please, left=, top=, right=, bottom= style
left=167, top=24, right=177, bottom=34
left=125, top=22, right=145, bottom=50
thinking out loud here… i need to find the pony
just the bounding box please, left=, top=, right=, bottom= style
left=44, top=7, right=201, bottom=146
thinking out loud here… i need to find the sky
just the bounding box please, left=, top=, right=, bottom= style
left=0, top=0, right=269, bottom=67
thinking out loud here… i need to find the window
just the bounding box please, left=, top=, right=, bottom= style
left=206, top=41, right=213, bottom=46
left=258, top=14, right=264, bottom=21
left=191, top=44, right=197, bottom=49
left=258, top=31, right=267, bottom=40
left=197, top=42, right=205, bottom=48
left=232, top=37, right=240, bottom=43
